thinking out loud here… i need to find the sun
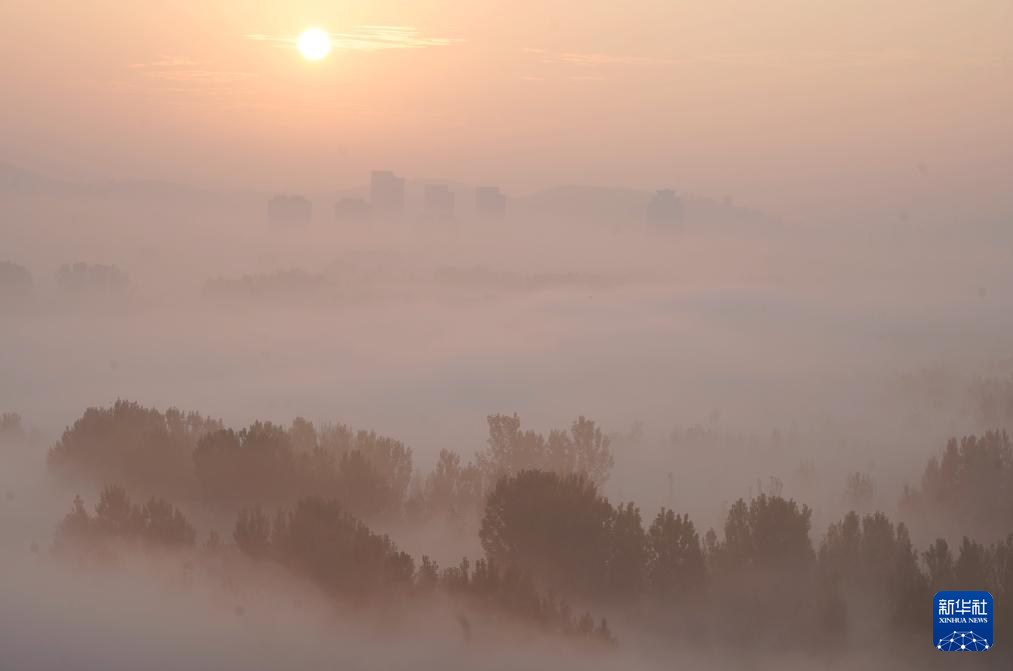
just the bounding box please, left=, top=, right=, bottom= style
left=297, top=28, right=332, bottom=61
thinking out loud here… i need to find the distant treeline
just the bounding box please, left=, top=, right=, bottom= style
left=0, top=260, right=32, bottom=297
left=0, top=259, right=129, bottom=297
left=202, top=269, right=326, bottom=301
left=40, top=400, right=1013, bottom=657
left=55, top=484, right=615, bottom=647
left=46, top=400, right=612, bottom=523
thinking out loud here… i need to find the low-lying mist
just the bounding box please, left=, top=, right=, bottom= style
left=3, top=175, right=1013, bottom=668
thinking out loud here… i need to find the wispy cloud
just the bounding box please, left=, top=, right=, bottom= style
left=119, top=56, right=258, bottom=108
left=128, top=57, right=200, bottom=69
left=525, top=46, right=1006, bottom=71
left=524, top=48, right=672, bottom=67
left=128, top=57, right=256, bottom=84
left=247, top=25, right=462, bottom=52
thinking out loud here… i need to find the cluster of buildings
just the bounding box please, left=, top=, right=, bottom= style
left=269, top=171, right=508, bottom=226
left=268, top=170, right=682, bottom=226
left=340, top=170, right=508, bottom=223
left=267, top=194, right=313, bottom=225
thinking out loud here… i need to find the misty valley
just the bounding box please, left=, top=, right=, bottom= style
left=3, top=166, right=1013, bottom=669
left=3, top=3, right=1013, bottom=665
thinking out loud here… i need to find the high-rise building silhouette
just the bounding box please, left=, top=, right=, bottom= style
left=475, top=186, right=507, bottom=217
left=423, top=184, right=455, bottom=221
left=268, top=195, right=312, bottom=225
left=369, top=170, right=405, bottom=217
left=646, top=189, right=682, bottom=225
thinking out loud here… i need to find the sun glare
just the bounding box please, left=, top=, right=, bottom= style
left=297, top=28, right=332, bottom=61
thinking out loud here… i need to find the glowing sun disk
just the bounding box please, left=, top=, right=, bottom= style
left=298, top=28, right=332, bottom=61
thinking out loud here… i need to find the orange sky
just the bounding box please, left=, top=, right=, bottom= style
left=3, top=1, right=1011, bottom=219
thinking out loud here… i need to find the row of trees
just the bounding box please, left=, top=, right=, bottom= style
left=901, top=430, right=1013, bottom=542
left=56, top=262, right=129, bottom=292
left=0, top=260, right=32, bottom=298
left=481, top=471, right=704, bottom=600
left=41, top=402, right=1013, bottom=550
left=47, top=401, right=614, bottom=523
left=202, top=269, right=326, bottom=302
left=2, top=260, right=132, bottom=297
left=192, top=421, right=413, bottom=518
left=48, top=401, right=222, bottom=495
left=970, top=374, right=1013, bottom=425
left=54, top=486, right=614, bottom=647
left=1, top=412, right=27, bottom=442
left=50, top=447, right=1013, bottom=656
left=479, top=469, right=1013, bottom=653
left=55, top=485, right=196, bottom=553
left=58, top=470, right=1011, bottom=655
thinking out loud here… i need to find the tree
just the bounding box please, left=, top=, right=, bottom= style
left=954, top=537, right=990, bottom=589
left=479, top=414, right=546, bottom=481
left=337, top=450, right=395, bottom=518
left=138, top=497, right=196, bottom=546
left=924, top=538, right=955, bottom=591
left=49, top=401, right=219, bottom=494
left=969, top=374, right=1013, bottom=425
left=706, top=494, right=823, bottom=651
left=54, top=495, right=92, bottom=552
left=901, top=431, right=1013, bottom=542
left=565, top=416, right=614, bottom=486
left=423, top=448, right=483, bottom=517
left=478, top=414, right=614, bottom=486
left=55, top=485, right=195, bottom=552
left=270, top=497, right=414, bottom=599
left=818, top=511, right=928, bottom=633
left=193, top=422, right=296, bottom=503
left=606, top=502, right=648, bottom=598
left=94, top=485, right=139, bottom=536
left=713, top=494, right=813, bottom=571
left=234, top=505, right=272, bottom=559
left=646, top=508, right=706, bottom=600
left=288, top=417, right=318, bottom=454
left=0, top=260, right=32, bottom=298
left=0, top=412, right=25, bottom=442
left=480, top=470, right=613, bottom=596
left=350, top=430, right=413, bottom=508
left=843, top=471, right=875, bottom=512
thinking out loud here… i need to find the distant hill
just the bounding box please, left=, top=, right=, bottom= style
left=0, top=162, right=69, bottom=194
left=0, top=161, right=221, bottom=203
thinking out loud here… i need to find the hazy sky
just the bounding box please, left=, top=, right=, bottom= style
left=3, top=1, right=1011, bottom=218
